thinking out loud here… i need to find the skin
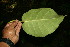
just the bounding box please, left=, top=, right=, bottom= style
left=0, top=20, right=22, bottom=47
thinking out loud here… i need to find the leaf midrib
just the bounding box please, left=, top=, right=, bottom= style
left=25, top=18, right=56, bottom=22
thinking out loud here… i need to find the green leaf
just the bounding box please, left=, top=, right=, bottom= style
left=22, top=8, right=65, bottom=37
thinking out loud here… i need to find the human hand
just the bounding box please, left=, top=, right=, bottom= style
left=2, top=20, right=22, bottom=44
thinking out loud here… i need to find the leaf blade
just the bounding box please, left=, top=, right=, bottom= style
left=22, top=8, right=65, bottom=37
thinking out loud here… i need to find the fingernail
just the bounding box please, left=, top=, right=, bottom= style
left=16, top=19, right=18, bottom=22
left=19, top=21, right=22, bottom=25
